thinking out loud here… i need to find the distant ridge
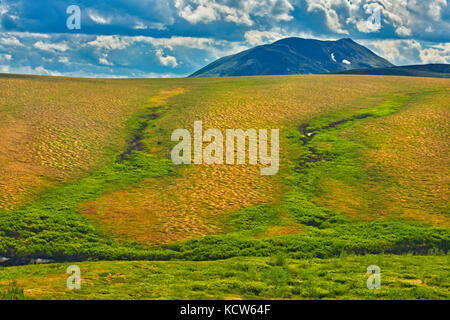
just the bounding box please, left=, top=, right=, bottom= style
left=190, top=37, right=394, bottom=78
left=332, top=64, right=450, bottom=78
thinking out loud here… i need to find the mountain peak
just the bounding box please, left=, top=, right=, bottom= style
left=338, top=38, right=355, bottom=42
left=190, top=37, right=394, bottom=78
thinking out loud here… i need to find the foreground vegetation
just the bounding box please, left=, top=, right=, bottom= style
left=1, top=254, right=448, bottom=300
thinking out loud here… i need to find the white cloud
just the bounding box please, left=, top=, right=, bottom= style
left=243, top=29, right=324, bottom=47
left=348, top=0, right=449, bottom=39
left=244, top=30, right=286, bottom=46
left=1, top=65, right=61, bottom=76
left=141, top=72, right=183, bottom=78
left=306, top=0, right=349, bottom=34
left=342, top=59, right=351, bottom=65
left=419, top=43, right=450, bottom=64
left=395, top=26, right=412, bottom=37
left=155, top=49, right=178, bottom=67
left=134, top=21, right=167, bottom=30
left=174, top=0, right=294, bottom=26
left=58, top=56, right=69, bottom=64
left=0, top=53, right=12, bottom=61
left=87, top=36, right=133, bottom=50
left=131, top=35, right=217, bottom=50
left=176, top=1, right=217, bottom=24
left=8, top=32, right=50, bottom=38
left=363, top=39, right=422, bottom=65
left=34, top=41, right=69, bottom=52
left=98, top=58, right=112, bottom=65
left=0, top=36, right=22, bottom=46
left=0, top=3, right=7, bottom=16
left=354, top=2, right=383, bottom=33
left=0, top=1, right=8, bottom=27
left=99, top=53, right=113, bottom=66
left=133, top=22, right=147, bottom=30
left=88, top=11, right=112, bottom=24
left=86, top=34, right=238, bottom=61
left=426, top=0, right=447, bottom=21
left=362, top=39, right=450, bottom=65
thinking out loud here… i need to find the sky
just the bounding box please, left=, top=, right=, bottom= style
left=0, top=0, right=449, bottom=78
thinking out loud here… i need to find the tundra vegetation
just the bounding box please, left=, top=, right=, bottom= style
left=0, top=74, right=448, bottom=299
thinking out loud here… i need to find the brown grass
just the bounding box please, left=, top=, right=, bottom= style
left=80, top=76, right=450, bottom=245
left=362, top=90, right=449, bottom=226
left=325, top=88, right=450, bottom=226
left=1, top=74, right=449, bottom=243
left=0, top=76, right=182, bottom=210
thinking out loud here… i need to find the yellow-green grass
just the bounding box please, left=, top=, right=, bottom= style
left=0, top=74, right=448, bottom=260
left=0, top=75, right=186, bottom=210
left=1, top=254, right=448, bottom=300
left=311, top=89, right=450, bottom=226
left=75, top=75, right=450, bottom=244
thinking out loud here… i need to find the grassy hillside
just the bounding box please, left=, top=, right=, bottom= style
left=0, top=75, right=186, bottom=211
left=0, top=74, right=448, bottom=299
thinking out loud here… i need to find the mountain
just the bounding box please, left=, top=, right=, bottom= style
left=333, top=64, right=450, bottom=78
left=190, top=37, right=394, bottom=78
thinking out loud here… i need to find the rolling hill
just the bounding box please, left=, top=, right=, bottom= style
left=333, top=64, right=450, bottom=78
left=0, top=74, right=448, bottom=300
left=190, top=38, right=394, bottom=77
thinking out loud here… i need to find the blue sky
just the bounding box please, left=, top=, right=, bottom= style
left=0, top=0, right=449, bottom=78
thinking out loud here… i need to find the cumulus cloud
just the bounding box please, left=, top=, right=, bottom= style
left=362, top=39, right=422, bottom=65
left=243, top=29, right=325, bottom=46
left=132, top=21, right=167, bottom=30
left=1, top=64, right=61, bottom=76
left=0, top=53, right=12, bottom=62
left=0, top=35, right=22, bottom=46
left=306, top=0, right=449, bottom=40
left=360, top=39, right=450, bottom=65
left=99, top=53, right=114, bottom=66
left=174, top=0, right=294, bottom=26
left=349, top=0, right=449, bottom=39
left=88, top=11, right=112, bottom=25
left=419, top=43, right=450, bottom=64
left=306, top=0, right=349, bottom=34
left=88, top=34, right=227, bottom=52
left=0, top=1, right=8, bottom=24
left=148, top=36, right=216, bottom=50
left=58, top=56, right=69, bottom=64
left=0, top=2, right=7, bottom=15
left=353, top=2, right=383, bottom=33
left=155, top=49, right=178, bottom=67
left=395, top=26, right=412, bottom=37
left=176, top=0, right=218, bottom=24
left=33, top=41, right=69, bottom=52
left=87, top=36, right=134, bottom=50
left=6, top=32, right=50, bottom=39
left=244, top=30, right=287, bottom=46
